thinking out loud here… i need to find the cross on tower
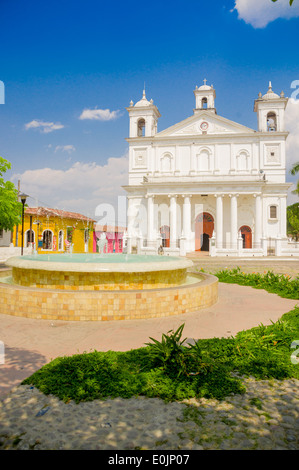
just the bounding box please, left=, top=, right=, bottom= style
left=203, top=78, right=207, bottom=85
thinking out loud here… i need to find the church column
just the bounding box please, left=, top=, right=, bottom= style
left=230, top=194, right=238, bottom=250
left=147, top=194, right=155, bottom=241
left=182, top=195, right=192, bottom=241
left=215, top=194, right=224, bottom=249
left=169, top=195, right=178, bottom=248
left=254, top=193, right=262, bottom=247
left=127, top=197, right=135, bottom=237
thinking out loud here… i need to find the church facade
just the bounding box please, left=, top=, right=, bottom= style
left=123, top=81, right=295, bottom=257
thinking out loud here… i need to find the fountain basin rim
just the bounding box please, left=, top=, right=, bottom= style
left=5, top=255, right=193, bottom=273
left=0, top=272, right=214, bottom=293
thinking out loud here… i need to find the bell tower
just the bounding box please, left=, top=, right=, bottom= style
left=193, top=79, right=216, bottom=114
left=126, top=89, right=161, bottom=138
left=254, top=82, right=288, bottom=132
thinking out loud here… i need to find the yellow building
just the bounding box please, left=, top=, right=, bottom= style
left=13, top=207, right=95, bottom=254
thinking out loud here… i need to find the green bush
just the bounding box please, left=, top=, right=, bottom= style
left=215, top=267, right=299, bottom=299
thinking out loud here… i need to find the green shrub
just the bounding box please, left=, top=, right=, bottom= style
left=215, top=267, right=299, bottom=299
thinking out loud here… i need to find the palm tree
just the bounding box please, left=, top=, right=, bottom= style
left=272, top=0, right=295, bottom=5
left=290, top=163, right=299, bottom=175
left=290, top=162, right=299, bottom=196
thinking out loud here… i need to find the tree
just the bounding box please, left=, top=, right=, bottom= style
left=272, top=0, right=295, bottom=5
left=290, top=162, right=299, bottom=197
left=287, top=203, right=299, bottom=240
left=0, top=157, right=23, bottom=231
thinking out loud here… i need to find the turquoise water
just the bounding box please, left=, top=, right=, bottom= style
left=0, top=274, right=200, bottom=286
left=20, top=253, right=181, bottom=264
left=0, top=276, right=14, bottom=284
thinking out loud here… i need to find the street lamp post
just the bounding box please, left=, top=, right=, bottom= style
left=33, top=219, right=41, bottom=253
left=19, top=193, right=28, bottom=256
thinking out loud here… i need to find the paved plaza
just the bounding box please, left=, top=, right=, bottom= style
left=187, top=252, right=299, bottom=278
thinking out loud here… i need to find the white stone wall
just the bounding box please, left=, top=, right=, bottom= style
left=0, top=230, right=11, bottom=247
left=129, top=136, right=287, bottom=186
left=0, top=246, right=33, bottom=262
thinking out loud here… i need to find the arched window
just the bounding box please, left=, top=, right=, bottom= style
left=269, top=205, right=277, bottom=219
left=137, top=118, right=145, bottom=137
left=84, top=229, right=90, bottom=246
left=58, top=230, right=64, bottom=251
left=42, top=230, right=53, bottom=250
left=161, top=153, right=172, bottom=172
left=267, top=112, right=277, bottom=132
left=197, top=150, right=209, bottom=171
left=202, top=97, right=208, bottom=109
left=25, top=229, right=35, bottom=247
left=160, top=225, right=170, bottom=247
left=196, top=148, right=212, bottom=172
left=237, top=151, right=250, bottom=172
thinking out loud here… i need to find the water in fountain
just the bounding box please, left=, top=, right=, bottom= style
left=97, top=233, right=108, bottom=258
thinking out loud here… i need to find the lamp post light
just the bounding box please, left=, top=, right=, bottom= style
left=19, top=193, right=28, bottom=256
left=33, top=219, right=41, bottom=253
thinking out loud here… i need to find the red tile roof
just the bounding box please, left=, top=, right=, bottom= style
left=25, top=207, right=96, bottom=223
left=25, top=207, right=127, bottom=232
left=94, top=224, right=127, bottom=233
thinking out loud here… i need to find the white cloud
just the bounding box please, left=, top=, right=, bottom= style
left=79, top=108, right=122, bottom=121
left=11, top=153, right=129, bottom=224
left=25, top=119, right=64, bottom=133
left=287, top=183, right=299, bottom=206
left=233, top=0, right=299, bottom=28
left=55, top=145, right=76, bottom=154
left=285, top=98, right=299, bottom=206
left=285, top=98, right=299, bottom=170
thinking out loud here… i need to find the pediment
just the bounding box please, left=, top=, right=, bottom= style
left=156, top=111, right=255, bottom=137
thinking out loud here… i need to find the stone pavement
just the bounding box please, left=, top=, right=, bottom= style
left=186, top=253, right=299, bottom=278
left=0, top=256, right=298, bottom=450
left=0, top=377, right=298, bottom=450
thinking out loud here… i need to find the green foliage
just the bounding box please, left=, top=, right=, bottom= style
left=145, top=324, right=190, bottom=378
left=214, top=267, right=299, bottom=299
left=21, top=270, right=299, bottom=404
left=233, top=317, right=298, bottom=379
left=22, top=301, right=299, bottom=403
left=272, top=0, right=295, bottom=5
left=287, top=203, right=299, bottom=240
left=0, top=156, right=22, bottom=231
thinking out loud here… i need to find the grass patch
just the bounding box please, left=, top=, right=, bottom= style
left=22, top=270, right=299, bottom=403
left=214, top=267, right=299, bottom=299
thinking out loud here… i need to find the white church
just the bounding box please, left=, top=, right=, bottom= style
left=123, top=80, right=297, bottom=257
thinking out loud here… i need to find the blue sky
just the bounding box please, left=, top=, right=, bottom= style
left=1, top=0, right=299, bottom=223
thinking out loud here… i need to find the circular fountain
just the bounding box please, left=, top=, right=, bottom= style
left=1, top=254, right=218, bottom=321
left=6, top=254, right=194, bottom=290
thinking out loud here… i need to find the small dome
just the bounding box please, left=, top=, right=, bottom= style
left=198, top=84, right=212, bottom=91
left=262, top=82, right=280, bottom=100
left=134, top=90, right=152, bottom=107
left=196, top=79, right=212, bottom=91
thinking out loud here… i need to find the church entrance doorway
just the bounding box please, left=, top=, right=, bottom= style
left=240, top=225, right=252, bottom=249
left=160, top=225, right=170, bottom=247
left=195, top=212, right=214, bottom=251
